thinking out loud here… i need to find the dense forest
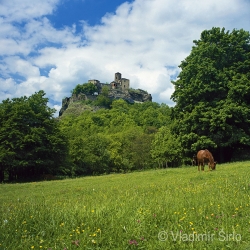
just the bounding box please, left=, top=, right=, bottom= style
left=1, top=27, right=250, bottom=181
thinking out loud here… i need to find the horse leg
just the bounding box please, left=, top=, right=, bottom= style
left=201, top=161, right=205, bottom=171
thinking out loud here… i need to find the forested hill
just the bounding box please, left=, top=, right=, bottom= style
left=59, top=83, right=152, bottom=117
left=58, top=99, right=176, bottom=176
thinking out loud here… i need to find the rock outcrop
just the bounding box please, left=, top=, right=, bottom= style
left=108, top=89, right=152, bottom=103
left=59, top=89, right=152, bottom=117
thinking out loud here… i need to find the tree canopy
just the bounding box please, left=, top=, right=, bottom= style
left=59, top=100, right=173, bottom=175
left=0, top=91, right=68, bottom=181
left=71, top=83, right=98, bottom=95
left=171, top=27, right=250, bottom=161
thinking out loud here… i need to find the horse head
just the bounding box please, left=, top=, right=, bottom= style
left=209, top=161, right=217, bottom=170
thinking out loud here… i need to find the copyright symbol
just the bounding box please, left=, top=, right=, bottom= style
left=158, top=231, right=168, bottom=241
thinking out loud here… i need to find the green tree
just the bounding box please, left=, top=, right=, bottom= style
left=0, top=91, right=68, bottom=181
left=151, top=126, right=182, bottom=167
left=94, top=86, right=112, bottom=108
left=171, top=27, right=250, bottom=161
left=72, top=83, right=98, bottom=95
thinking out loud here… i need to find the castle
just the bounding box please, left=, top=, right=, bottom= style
left=88, top=72, right=130, bottom=93
left=59, top=72, right=152, bottom=116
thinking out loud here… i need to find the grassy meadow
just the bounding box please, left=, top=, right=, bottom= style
left=1, top=162, right=250, bottom=250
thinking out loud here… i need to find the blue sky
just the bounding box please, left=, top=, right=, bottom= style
left=1, top=0, right=250, bottom=115
left=49, top=0, right=132, bottom=28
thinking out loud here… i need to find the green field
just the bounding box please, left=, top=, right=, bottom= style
left=1, top=162, right=250, bottom=250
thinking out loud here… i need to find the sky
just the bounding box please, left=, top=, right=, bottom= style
left=1, top=0, right=250, bottom=115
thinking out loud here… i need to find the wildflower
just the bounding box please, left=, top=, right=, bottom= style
left=129, top=240, right=138, bottom=246
left=91, top=239, right=96, bottom=244
left=31, top=246, right=34, bottom=249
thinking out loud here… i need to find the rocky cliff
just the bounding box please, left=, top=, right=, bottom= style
left=108, top=88, right=152, bottom=103
left=59, top=88, right=152, bottom=116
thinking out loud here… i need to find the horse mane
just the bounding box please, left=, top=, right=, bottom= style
left=205, top=149, right=214, bottom=163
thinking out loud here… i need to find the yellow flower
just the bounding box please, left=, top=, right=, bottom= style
left=31, top=246, right=34, bottom=249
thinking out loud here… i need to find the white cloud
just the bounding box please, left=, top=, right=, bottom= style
left=1, top=0, right=250, bottom=116
left=0, top=0, right=59, bottom=21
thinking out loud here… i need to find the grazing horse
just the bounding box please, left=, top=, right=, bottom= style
left=197, top=149, right=216, bottom=171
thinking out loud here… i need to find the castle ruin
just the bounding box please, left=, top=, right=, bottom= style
left=59, top=72, right=152, bottom=116
left=88, top=72, right=130, bottom=93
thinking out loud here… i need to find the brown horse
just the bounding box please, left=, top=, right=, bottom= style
left=197, top=149, right=216, bottom=171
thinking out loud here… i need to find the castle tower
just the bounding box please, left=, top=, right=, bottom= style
left=114, top=72, right=121, bottom=82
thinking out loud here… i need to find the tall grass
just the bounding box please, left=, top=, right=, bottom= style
left=1, top=162, right=250, bottom=249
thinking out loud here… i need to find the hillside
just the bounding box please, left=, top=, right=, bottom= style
left=1, top=162, right=250, bottom=249
left=59, top=72, right=152, bottom=116
left=59, top=88, right=152, bottom=117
